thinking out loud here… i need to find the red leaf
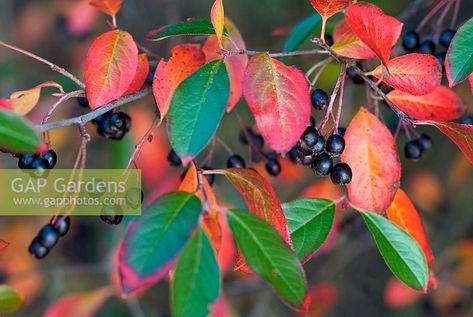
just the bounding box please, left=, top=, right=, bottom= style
left=242, top=53, right=311, bottom=152
left=89, top=0, right=122, bottom=17
left=309, top=0, right=351, bottom=20
left=222, top=168, right=291, bottom=272
left=84, top=30, right=138, bottom=109
left=152, top=44, right=205, bottom=119
left=387, top=189, right=434, bottom=265
left=44, top=287, right=112, bottom=317
left=469, top=74, right=473, bottom=95
left=344, top=2, right=402, bottom=67
left=387, top=86, right=465, bottom=121
left=332, top=18, right=376, bottom=59
left=372, top=54, right=442, bottom=96
left=202, top=19, right=248, bottom=112
left=384, top=276, right=423, bottom=309
left=421, top=121, right=473, bottom=164
left=124, top=54, right=149, bottom=95
left=0, top=239, right=9, bottom=252
left=341, top=108, right=401, bottom=213
left=303, top=282, right=338, bottom=317
left=0, top=98, right=12, bottom=111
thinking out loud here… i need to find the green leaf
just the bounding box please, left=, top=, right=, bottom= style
left=446, top=17, right=473, bottom=86
left=283, top=14, right=321, bottom=55
left=282, top=198, right=335, bottom=260
left=172, top=228, right=220, bottom=317
left=360, top=210, right=428, bottom=290
left=169, top=60, right=230, bottom=161
left=227, top=209, right=307, bottom=308
left=146, top=18, right=229, bottom=41
left=0, top=285, right=23, bottom=313
left=0, top=109, right=40, bottom=153
left=118, top=191, right=202, bottom=293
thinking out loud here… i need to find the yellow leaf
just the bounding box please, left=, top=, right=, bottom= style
left=10, top=81, right=63, bottom=115
left=210, top=0, right=225, bottom=46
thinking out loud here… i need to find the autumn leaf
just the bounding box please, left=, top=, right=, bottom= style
left=387, top=189, right=434, bottom=266
left=384, top=277, right=423, bottom=309
left=419, top=121, right=473, bottom=164
left=387, top=86, right=465, bottom=121
left=242, top=53, right=311, bottom=152
left=372, top=54, right=442, bottom=96
left=202, top=18, right=248, bottom=112
left=210, top=0, right=225, bottom=46
left=84, top=29, right=138, bottom=109
left=89, top=0, right=123, bottom=17
left=0, top=98, right=12, bottom=111
left=10, top=81, right=63, bottom=115
left=302, top=282, right=338, bottom=317
left=332, top=18, right=376, bottom=59
left=124, top=54, right=149, bottom=95
left=344, top=2, right=403, bottom=68
left=44, top=286, right=113, bottom=317
left=309, top=0, right=351, bottom=20
left=341, top=108, right=401, bottom=213
left=152, top=44, right=205, bottom=120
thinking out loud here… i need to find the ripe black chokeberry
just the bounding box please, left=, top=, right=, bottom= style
left=30, top=158, right=50, bottom=177
left=419, top=40, right=436, bottom=55
left=76, top=97, right=89, bottom=108
left=402, top=31, right=420, bottom=51
left=458, top=115, right=473, bottom=125
left=28, top=238, right=49, bottom=259
left=202, top=166, right=215, bottom=186
left=298, top=152, right=315, bottom=166
left=325, top=134, right=345, bottom=157
left=239, top=128, right=264, bottom=149
left=227, top=154, right=246, bottom=168
left=313, top=134, right=325, bottom=154
left=337, top=127, right=346, bottom=136
left=417, top=134, right=432, bottom=152
left=311, top=153, right=332, bottom=176
left=311, top=89, right=329, bottom=110
left=126, top=188, right=143, bottom=209
left=41, top=149, right=57, bottom=169
left=18, top=153, right=36, bottom=169
left=404, top=140, right=423, bottom=160
left=288, top=146, right=299, bottom=163
left=95, top=111, right=131, bottom=140
left=167, top=149, right=182, bottom=166
left=100, top=205, right=124, bottom=225
left=325, top=34, right=334, bottom=47
left=297, top=127, right=318, bottom=154
left=265, top=158, right=281, bottom=176
left=51, top=216, right=71, bottom=237
left=330, top=163, right=352, bottom=185
left=346, top=66, right=364, bottom=84
left=37, top=224, right=60, bottom=248
left=439, top=29, right=456, bottom=47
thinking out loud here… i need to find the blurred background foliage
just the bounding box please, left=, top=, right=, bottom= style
left=0, top=0, right=472, bottom=316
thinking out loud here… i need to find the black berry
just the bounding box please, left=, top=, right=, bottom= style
left=311, top=153, right=333, bottom=176
left=167, top=149, right=182, bottom=166
left=95, top=111, right=131, bottom=140
left=37, top=224, right=60, bottom=248
left=298, top=151, right=315, bottom=166
left=404, top=140, right=423, bottom=160
left=402, top=31, right=420, bottom=51
left=76, top=97, right=89, bottom=108
left=417, top=134, right=432, bottom=152
left=18, top=153, right=36, bottom=169
left=346, top=65, right=365, bottom=84
left=265, top=158, right=281, bottom=176
left=51, top=216, right=71, bottom=237
left=227, top=154, right=246, bottom=168
left=325, top=34, right=334, bottom=47
left=330, top=163, right=352, bottom=185
left=439, top=29, right=456, bottom=47
left=288, top=146, right=299, bottom=163
left=337, top=127, right=346, bottom=136
left=100, top=205, right=123, bottom=225
left=458, top=115, right=473, bottom=125
left=313, top=134, right=326, bottom=154
left=311, top=89, right=329, bottom=110
left=28, top=238, right=49, bottom=259
left=30, top=158, right=51, bottom=176
left=297, top=127, right=318, bottom=154
left=418, top=40, right=436, bottom=55
left=40, top=149, right=57, bottom=169
left=325, top=134, right=345, bottom=157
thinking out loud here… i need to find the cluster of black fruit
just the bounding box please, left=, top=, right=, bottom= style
left=99, top=188, right=143, bottom=225
left=18, top=149, right=57, bottom=175
left=402, top=28, right=456, bottom=67
left=28, top=216, right=71, bottom=259
left=404, top=133, right=432, bottom=161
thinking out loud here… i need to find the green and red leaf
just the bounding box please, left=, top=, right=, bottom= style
left=341, top=108, right=401, bottom=213
left=372, top=54, right=442, bottom=96
left=124, top=53, right=149, bottom=95
left=242, top=53, right=311, bottom=153
left=446, top=17, right=473, bottom=87
left=84, top=29, right=138, bottom=109
left=153, top=44, right=205, bottom=119
left=344, top=2, right=402, bottom=68
left=44, top=287, right=112, bottom=317
left=387, top=86, right=465, bottom=121
left=118, top=191, right=202, bottom=293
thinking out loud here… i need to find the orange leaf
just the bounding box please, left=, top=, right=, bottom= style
left=10, top=81, right=63, bottom=115
left=202, top=19, right=248, bottom=112
left=0, top=239, right=9, bottom=252
left=387, top=86, right=465, bottom=121
left=242, top=53, right=311, bottom=152
left=124, top=54, right=149, bottom=95
left=387, top=189, right=434, bottom=265
left=344, top=2, right=402, bottom=68
left=341, top=108, right=401, bottom=213
left=152, top=44, right=205, bottom=119
left=309, top=0, right=351, bottom=20
left=384, top=276, right=423, bottom=309
left=332, top=18, right=376, bottom=59
left=44, top=286, right=112, bottom=317
left=84, top=30, right=138, bottom=109
left=89, top=0, right=122, bottom=17
left=372, top=54, right=442, bottom=96
left=210, top=0, right=225, bottom=46
left=420, top=121, right=473, bottom=164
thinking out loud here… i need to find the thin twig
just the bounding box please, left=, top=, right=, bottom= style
left=126, top=112, right=161, bottom=169
left=318, top=64, right=346, bottom=132
left=228, top=48, right=328, bottom=58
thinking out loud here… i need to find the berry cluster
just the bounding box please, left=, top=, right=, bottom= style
left=402, top=29, right=455, bottom=67
left=92, top=111, right=131, bottom=140
left=404, top=133, right=432, bottom=161
left=28, top=216, right=71, bottom=259
left=18, top=149, right=57, bottom=176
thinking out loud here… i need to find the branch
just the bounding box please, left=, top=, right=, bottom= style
left=0, top=40, right=85, bottom=88
left=36, top=87, right=152, bottom=132
left=228, top=48, right=328, bottom=58
left=126, top=112, right=161, bottom=169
